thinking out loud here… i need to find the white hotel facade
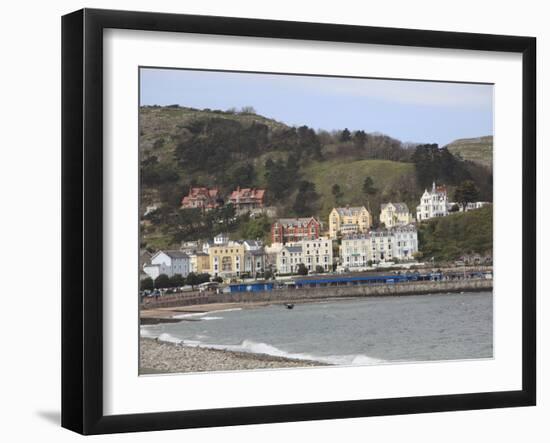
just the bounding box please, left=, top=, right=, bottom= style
left=276, top=237, right=333, bottom=274
left=340, top=225, right=418, bottom=270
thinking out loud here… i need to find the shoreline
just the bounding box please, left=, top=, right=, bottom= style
left=141, top=288, right=492, bottom=325
left=140, top=337, right=328, bottom=374
left=141, top=278, right=492, bottom=314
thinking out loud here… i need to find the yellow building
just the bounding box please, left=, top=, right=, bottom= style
left=209, top=242, right=246, bottom=277
left=379, top=202, right=413, bottom=228
left=189, top=252, right=210, bottom=274
left=328, top=206, right=372, bottom=239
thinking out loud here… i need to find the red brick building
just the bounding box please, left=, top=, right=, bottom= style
left=271, top=217, right=321, bottom=244
left=181, top=187, right=220, bottom=210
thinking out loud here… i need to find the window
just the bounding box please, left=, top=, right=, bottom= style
left=222, top=256, right=232, bottom=272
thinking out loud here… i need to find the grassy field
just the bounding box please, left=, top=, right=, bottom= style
left=446, top=136, right=493, bottom=170
left=302, top=159, right=417, bottom=217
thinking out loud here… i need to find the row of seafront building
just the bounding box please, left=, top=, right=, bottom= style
left=142, top=182, right=490, bottom=282
left=143, top=223, right=419, bottom=281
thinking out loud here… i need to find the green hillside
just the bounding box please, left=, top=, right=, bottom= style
left=139, top=105, right=493, bottom=250
left=446, top=136, right=493, bottom=170
left=303, top=159, right=417, bottom=217
left=418, top=205, right=493, bottom=262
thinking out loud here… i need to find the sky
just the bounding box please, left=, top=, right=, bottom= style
left=140, top=68, right=493, bottom=147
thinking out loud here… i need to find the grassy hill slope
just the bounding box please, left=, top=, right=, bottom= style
left=302, top=159, right=417, bottom=217
left=446, top=136, right=493, bottom=170
left=139, top=105, right=288, bottom=163
left=418, top=205, right=493, bottom=262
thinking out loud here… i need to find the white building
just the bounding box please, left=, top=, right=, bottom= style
left=301, top=237, right=333, bottom=273
left=276, top=237, right=333, bottom=274
left=202, top=233, right=229, bottom=254
left=242, top=240, right=267, bottom=277
left=277, top=244, right=303, bottom=275
left=265, top=243, right=283, bottom=273
left=380, top=202, right=413, bottom=228
left=340, top=225, right=418, bottom=270
left=416, top=182, right=448, bottom=221
left=214, top=233, right=229, bottom=245
left=391, top=224, right=419, bottom=260
left=143, top=250, right=191, bottom=279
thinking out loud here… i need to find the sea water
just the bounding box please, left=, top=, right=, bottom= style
left=141, top=292, right=493, bottom=365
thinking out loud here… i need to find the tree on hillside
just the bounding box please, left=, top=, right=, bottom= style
left=297, top=263, right=308, bottom=276
left=411, top=144, right=472, bottom=189
left=240, top=106, right=256, bottom=114
left=340, top=128, right=352, bottom=142
left=454, top=180, right=480, bottom=210
left=264, top=157, right=300, bottom=201
left=292, top=181, right=319, bottom=216
left=140, top=156, right=179, bottom=187
left=353, top=130, right=367, bottom=150
left=231, top=163, right=256, bottom=188
left=154, top=274, right=171, bottom=289
left=297, top=125, right=323, bottom=160
left=331, top=183, right=344, bottom=204
left=175, top=117, right=268, bottom=171
left=362, top=176, right=377, bottom=196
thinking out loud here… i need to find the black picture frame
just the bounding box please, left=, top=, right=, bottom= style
left=62, top=8, right=536, bottom=435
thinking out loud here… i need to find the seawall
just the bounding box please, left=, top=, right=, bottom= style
left=141, top=278, right=493, bottom=310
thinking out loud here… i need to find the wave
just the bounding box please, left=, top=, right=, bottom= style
left=178, top=337, right=384, bottom=366
left=139, top=328, right=156, bottom=338
left=172, top=308, right=241, bottom=320
left=216, top=340, right=385, bottom=366
left=142, top=330, right=385, bottom=366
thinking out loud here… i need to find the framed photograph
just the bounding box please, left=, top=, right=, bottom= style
left=62, top=8, right=536, bottom=435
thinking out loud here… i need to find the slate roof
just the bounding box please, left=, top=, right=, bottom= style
left=163, top=250, right=190, bottom=259
left=276, top=217, right=319, bottom=227
left=381, top=202, right=410, bottom=213
left=334, top=207, right=368, bottom=216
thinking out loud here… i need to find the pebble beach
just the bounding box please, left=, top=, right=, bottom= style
left=140, top=337, right=327, bottom=374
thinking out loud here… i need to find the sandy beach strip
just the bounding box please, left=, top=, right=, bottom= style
left=140, top=337, right=328, bottom=374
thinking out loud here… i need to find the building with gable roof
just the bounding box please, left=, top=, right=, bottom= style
left=271, top=217, right=321, bottom=244
left=143, top=250, right=191, bottom=279
left=228, top=187, right=266, bottom=214
left=416, top=182, right=448, bottom=221
left=181, top=187, right=221, bottom=210
left=328, top=206, right=372, bottom=239
left=380, top=202, right=413, bottom=228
